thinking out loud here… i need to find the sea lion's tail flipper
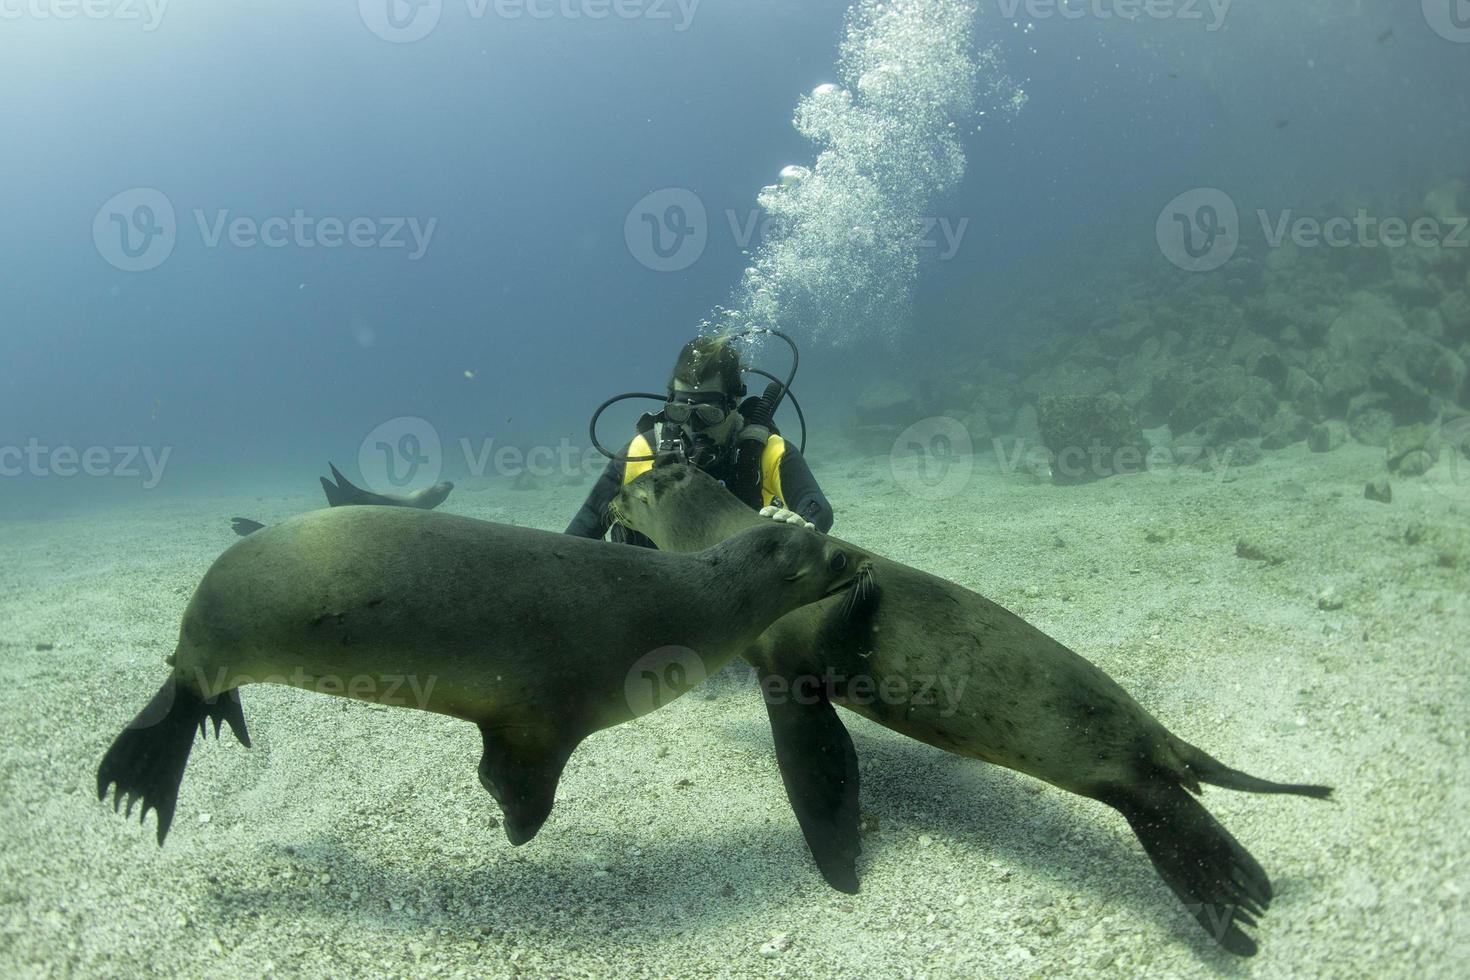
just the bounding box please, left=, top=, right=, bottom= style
left=476, top=724, right=576, bottom=846
left=762, top=676, right=861, bottom=893
left=319, top=462, right=355, bottom=507
left=230, top=517, right=266, bottom=537
left=1176, top=740, right=1334, bottom=799
left=95, top=678, right=251, bottom=845
left=1102, top=781, right=1270, bottom=957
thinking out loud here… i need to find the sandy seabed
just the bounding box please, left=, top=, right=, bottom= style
left=1, top=442, right=1467, bottom=978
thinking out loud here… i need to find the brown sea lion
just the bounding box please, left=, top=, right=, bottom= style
left=612, top=464, right=1331, bottom=956
left=97, top=506, right=866, bottom=849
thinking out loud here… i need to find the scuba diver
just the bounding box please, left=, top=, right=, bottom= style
left=568, top=330, right=832, bottom=547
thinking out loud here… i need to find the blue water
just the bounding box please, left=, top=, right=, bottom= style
left=1, top=1, right=1467, bottom=511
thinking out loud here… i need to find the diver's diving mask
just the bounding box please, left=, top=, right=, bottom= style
left=657, top=393, right=738, bottom=467
left=661, top=397, right=732, bottom=430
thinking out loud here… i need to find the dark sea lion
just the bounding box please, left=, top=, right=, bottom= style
left=97, top=506, right=866, bottom=849
left=318, top=461, right=454, bottom=509
left=612, top=464, right=1332, bottom=956
left=229, top=462, right=454, bottom=536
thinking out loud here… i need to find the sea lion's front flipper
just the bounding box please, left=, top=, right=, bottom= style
left=761, top=670, right=862, bottom=893
left=476, top=724, right=576, bottom=846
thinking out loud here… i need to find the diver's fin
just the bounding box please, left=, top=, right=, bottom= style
left=476, top=724, right=577, bottom=846
left=761, top=670, right=862, bottom=893
left=1100, top=780, right=1270, bottom=956
left=96, top=679, right=250, bottom=845
left=230, top=517, right=266, bottom=537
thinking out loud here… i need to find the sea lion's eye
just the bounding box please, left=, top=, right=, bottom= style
left=829, top=552, right=848, bottom=573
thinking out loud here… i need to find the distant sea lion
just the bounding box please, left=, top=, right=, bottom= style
left=97, top=507, right=866, bottom=848
left=319, top=462, right=453, bottom=510
left=230, top=462, right=454, bottom=536
left=612, top=465, right=1331, bottom=956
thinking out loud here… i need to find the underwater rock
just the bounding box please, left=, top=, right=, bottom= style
left=1424, top=178, right=1466, bottom=224
left=856, top=380, right=920, bottom=426
left=1285, top=367, right=1327, bottom=421
left=1316, top=588, right=1345, bottom=611
left=1141, top=425, right=1173, bottom=451
left=1364, top=479, right=1393, bottom=504
left=1250, top=349, right=1289, bottom=390
left=1036, top=392, right=1148, bottom=484
left=1438, top=290, right=1470, bottom=343
left=1432, top=348, right=1467, bottom=402
left=1387, top=424, right=1441, bottom=474
left=1395, top=451, right=1434, bottom=478
left=1347, top=395, right=1395, bottom=447
left=1261, top=407, right=1312, bottom=450
left=1327, top=293, right=1404, bottom=365
left=1319, top=359, right=1371, bottom=410
left=1235, top=538, right=1286, bottom=565
left=1013, top=403, right=1042, bottom=446
left=1168, top=368, right=1278, bottom=442
left=1220, top=440, right=1263, bottom=468
left=1308, top=421, right=1348, bottom=453
left=1374, top=331, right=1446, bottom=421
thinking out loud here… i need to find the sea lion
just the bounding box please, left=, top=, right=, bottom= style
left=318, top=461, right=454, bottom=510
left=230, top=462, right=454, bottom=536
left=97, top=506, right=867, bottom=849
left=611, top=464, right=1331, bottom=956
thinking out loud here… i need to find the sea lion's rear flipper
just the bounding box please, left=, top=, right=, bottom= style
left=761, top=670, right=862, bottom=894
left=1100, top=781, right=1271, bottom=957
left=96, top=678, right=251, bottom=845
left=230, top=517, right=266, bottom=537
left=1175, top=740, right=1334, bottom=799
left=476, top=724, right=576, bottom=846
left=319, top=462, right=356, bottom=507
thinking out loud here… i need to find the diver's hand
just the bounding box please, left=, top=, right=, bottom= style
left=760, top=505, right=816, bottom=531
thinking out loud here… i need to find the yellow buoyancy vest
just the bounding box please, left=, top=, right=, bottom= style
left=621, top=431, right=789, bottom=508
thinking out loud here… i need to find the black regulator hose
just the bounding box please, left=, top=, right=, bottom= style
left=731, top=327, right=800, bottom=508
left=746, top=367, right=807, bottom=455
left=589, top=392, right=667, bottom=462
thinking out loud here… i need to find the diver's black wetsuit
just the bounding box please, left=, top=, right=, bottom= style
left=565, top=449, right=833, bottom=546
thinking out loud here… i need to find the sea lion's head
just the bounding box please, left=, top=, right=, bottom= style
left=712, top=521, right=872, bottom=613
left=613, top=464, right=749, bottom=552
